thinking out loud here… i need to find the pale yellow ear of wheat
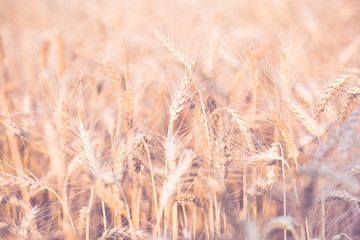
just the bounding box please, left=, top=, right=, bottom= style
left=315, top=75, right=358, bottom=117
left=269, top=107, right=299, bottom=169
left=265, top=216, right=300, bottom=240
left=283, top=96, right=320, bottom=137
left=338, top=86, right=360, bottom=122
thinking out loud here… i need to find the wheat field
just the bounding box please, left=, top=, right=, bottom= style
left=0, top=0, right=360, bottom=239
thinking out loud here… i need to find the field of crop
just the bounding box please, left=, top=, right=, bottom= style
left=0, top=0, right=360, bottom=239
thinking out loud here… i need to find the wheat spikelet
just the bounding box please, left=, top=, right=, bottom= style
left=0, top=174, right=75, bottom=232
left=189, top=95, right=211, bottom=152
left=323, top=189, right=360, bottom=203
left=160, top=149, right=196, bottom=206
left=103, top=61, right=126, bottom=101
left=228, top=46, right=266, bottom=103
left=214, top=138, right=230, bottom=177
left=0, top=195, right=41, bottom=239
left=104, top=63, right=133, bottom=130
left=159, top=149, right=196, bottom=238
left=113, top=142, right=128, bottom=181
left=0, top=175, right=46, bottom=195
left=340, top=105, right=360, bottom=159
left=0, top=194, right=29, bottom=209
left=132, top=134, right=145, bottom=174
left=269, top=107, right=299, bottom=168
left=213, top=138, right=231, bottom=180
left=158, top=149, right=196, bottom=227
left=247, top=143, right=280, bottom=165
left=0, top=116, right=22, bottom=136
left=348, top=164, right=360, bottom=176
left=77, top=206, right=88, bottom=237
left=175, top=191, right=201, bottom=206
left=98, top=227, right=145, bottom=240
left=314, top=105, right=360, bottom=162
left=316, top=75, right=350, bottom=116
left=168, top=58, right=195, bottom=136
left=280, top=52, right=291, bottom=96
left=155, top=28, right=188, bottom=65
left=283, top=96, right=320, bottom=136
left=103, top=62, right=133, bottom=130
left=264, top=216, right=300, bottom=240
left=211, top=108, right=255, bottom=153
left=227, top=108, right=256, bottom=153
left=249, top=48, right=259, bottom=116
left=65, top=156, right=84, bottom=185
left=165, top=136, right=179, bottom=174
left=332, top=233, right=352, bottom=240
left=59, top=84, right=70, bottom=147
left=78, top=123, right=97, bottom=169
left=338, top=86, right=360, bottom=122
left=247, top=160, right=280, bottom=196
left=17, top=206, right=40, bottom=240
left=124, top=68, right=133, bottom=129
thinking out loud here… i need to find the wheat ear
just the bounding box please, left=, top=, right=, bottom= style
left=264, top=216, right=300, bottom=240
left=283, top=96, right=320, bottom=137
left=156, top=150, right=196, bottom=236
left=315, top=75, right=350, bottom=116
left=155, top=28, right=188, bottom=65
left=269, top=107, right=299, bottom=169
left=338, top=86, right=360, bottom=122
left=168, top=58, right=195, bottom=136
left=210, top=108, right=256, bottom=153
